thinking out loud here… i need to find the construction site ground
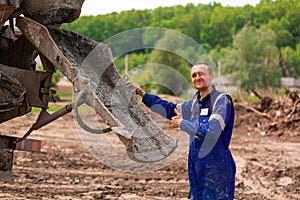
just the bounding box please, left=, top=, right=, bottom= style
left=0, top=96, right=299, bottom=200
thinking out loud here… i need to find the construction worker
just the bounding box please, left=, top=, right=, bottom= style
left=127, top=62, right=236, bottom=199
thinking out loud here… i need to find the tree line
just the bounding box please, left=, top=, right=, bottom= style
left=62, top=0, right=300, bottom=94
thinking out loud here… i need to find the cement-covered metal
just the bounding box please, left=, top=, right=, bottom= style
left=17, top=17, right=177, bottom=162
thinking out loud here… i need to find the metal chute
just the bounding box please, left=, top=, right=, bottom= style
left=16, top=17, right=177, bottom=162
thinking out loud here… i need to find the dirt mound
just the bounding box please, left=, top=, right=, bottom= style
left=234, top=91, right=300, bottom=141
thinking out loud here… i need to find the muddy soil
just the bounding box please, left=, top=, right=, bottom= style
left=0, top=99, right=299, bottom=200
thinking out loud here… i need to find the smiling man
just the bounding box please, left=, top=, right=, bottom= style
left=127, top=62, right=236, bottom=200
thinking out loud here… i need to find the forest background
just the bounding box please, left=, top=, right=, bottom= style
left=62, top=0, right=300, bottom=96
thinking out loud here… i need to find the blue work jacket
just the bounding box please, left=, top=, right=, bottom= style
left=142, top=87, right=236, bottom=200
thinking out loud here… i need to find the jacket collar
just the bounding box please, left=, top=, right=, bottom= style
left=191, top=85, right=217, bottom=112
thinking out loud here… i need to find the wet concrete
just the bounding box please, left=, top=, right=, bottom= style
left=47, top=26, right=177, bottom=162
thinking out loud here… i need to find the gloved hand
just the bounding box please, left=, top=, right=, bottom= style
left=126, top=82, right=145, bottom=97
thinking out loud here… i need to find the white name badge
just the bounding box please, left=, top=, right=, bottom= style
left=200, top=108, right=209, bottom=116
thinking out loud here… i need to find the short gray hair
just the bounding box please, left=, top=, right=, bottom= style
left=192, top=62, right=213, bottom=74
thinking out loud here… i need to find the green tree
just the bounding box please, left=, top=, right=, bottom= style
left=264, top=19, right=294, bottom=76
left=114, top=53, right=151, bottom=75
left=222, top=25, right=281, bottom=90
left=62, top=0, right=300, bottom=83
left=282, top=44, right=300, bottom=78
left=209, top=5, right=235, bottom=48
left=147, top=30, right=191, bottom=95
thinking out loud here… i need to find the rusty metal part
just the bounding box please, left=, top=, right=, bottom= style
left=21, top=0, right=85, bottom=25
left=0, top=149, right=14, bottom=182
left=0, top=34, right=38, bottom=71
left=0, top=67, right=30, bottom=123
left=0, top=0, right=84, bottom=25
left=0, top=149, right=12, bottom=172
left=0, top=64, right=52, bottom=108
left=17, top=101, right=113, bottom=143
left=15, top=137, right=41, bottom=152
left=16, top=17, right=77, bottom=82
left=0, top=69, right=26, bottom=109
left=0, top=134, right=41, bottom=182
left=0, top=0, right=22, bottom=25
left=16, top=103, right=73, bottom=142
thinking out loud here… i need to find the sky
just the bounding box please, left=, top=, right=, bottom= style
left=80, top=0, right=261, bottom=16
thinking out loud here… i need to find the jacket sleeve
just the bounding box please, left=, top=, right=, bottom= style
left=198, top=94, right=233, bottom=158
left=179, top=94, right=233, bottom=146
left=200, top=94, right=232, bottom=135
left=142, top=93, right=177, bottom=119
left=178, top=100, right=199, bottom=138
left=180, top=119, right=199, bottom=138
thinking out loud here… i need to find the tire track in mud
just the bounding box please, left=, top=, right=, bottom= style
left=0, top=112, right=190, bottom=199
left=232, top=139, right=300, bottom=200
left=1, top=160, right=189, bottom=199
left=1, top=112, right=299, bottom=199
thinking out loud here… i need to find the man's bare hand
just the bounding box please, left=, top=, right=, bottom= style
left=171, top=108, right=182, bottom=128
left=126, top=82, right=145, bottom=97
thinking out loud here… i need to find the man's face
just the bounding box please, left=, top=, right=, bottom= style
left=191, top=64, right=213, bottom=90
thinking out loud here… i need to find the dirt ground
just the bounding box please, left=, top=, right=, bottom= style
left=0, top=99, right=299, bottom=200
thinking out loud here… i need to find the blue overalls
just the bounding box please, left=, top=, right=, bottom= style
left=142, top=87, right=236, bottom=200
